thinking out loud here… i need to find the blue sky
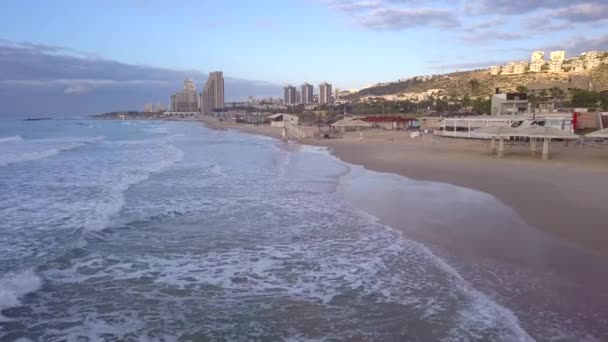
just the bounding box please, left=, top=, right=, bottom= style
left=1, top=0, right=607, bottom=116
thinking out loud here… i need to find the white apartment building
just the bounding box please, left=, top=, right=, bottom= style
left=548, top=59, right=563, bottom=73
left=531, top=50, right=545, bottom=63
left=319, top=82, right=332, bottom=104
left=529, top=60, right=544, bottom=72
left=283, top=85, right=297, bottom=105
left=501, top=62, right=515, bottom=75
left=550, top=51, right=566, bottom=62
left=171, top=79, right=199, bottom=113
left=513, top=61, right=529, bottom=74
left=200, top=71, right=225, bottom=114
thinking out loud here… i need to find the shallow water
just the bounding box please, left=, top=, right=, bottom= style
left=0, top=119, right=592, bottom=341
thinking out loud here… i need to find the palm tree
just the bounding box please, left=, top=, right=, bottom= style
left=539, top=89, right=548, bottom=104
left=468, top=78, right=480, bottom=96
left=549, top=86, right=565, bottom=108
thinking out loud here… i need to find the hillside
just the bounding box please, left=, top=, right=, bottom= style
left=351, top=64, right=608, bottom=100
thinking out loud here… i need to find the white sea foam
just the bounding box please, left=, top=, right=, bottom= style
left=0, top=136, right=105, bottom=167
left=0, top=269, right=43, bottom=317
left=86, top=143, right=184, bottom=232
left=0, top=135, right=23, bottom=143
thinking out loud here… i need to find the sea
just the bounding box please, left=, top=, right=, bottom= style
left=0, top=119, right=604, bottom=341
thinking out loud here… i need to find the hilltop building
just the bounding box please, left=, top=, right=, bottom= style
left=531, top=51, right=545, bottom=63
left=513, top=61, right=529, bottom=74
left=200, top=71, right=225, bottom=114
left=530, top=60, right=544, bottom=72
left=550, top=51, right=566, bottom=62
left=284, top=85, right=297, bottom=104
left=584, top=51, right=601, bottom=69
left=319, top=82, right=332, bottom=104
left=490, top=66, right=501, bottom=76
left=171, top=79, right=199, bottom=113
left=573, top=58, right=585, bottom=72
left=501, top=62, right=515, bottom=75
left=548, top=59, right=563, bottom=73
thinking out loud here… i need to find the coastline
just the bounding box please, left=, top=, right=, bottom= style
left=198, top=116, right=608, bottom=257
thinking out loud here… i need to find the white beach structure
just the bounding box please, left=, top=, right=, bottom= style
left=472, top=125, right=579, bottom=160
left=434, top=113, right=574, bottom=139
left=330, top=118, right=371, bottom=132
left=586, top=128, right=608, bottom=138
left=268, top=113, right=299, bottom=128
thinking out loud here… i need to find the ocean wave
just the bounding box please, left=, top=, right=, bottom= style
left=86, top=144, right=184, bottom=232
left=0, top=269, right=42, bottom=317
left=0, top=143, right=80, bottom=167
left=0, top=135, right=23, bottom=143
left=0, top=136, right=106, bottom=167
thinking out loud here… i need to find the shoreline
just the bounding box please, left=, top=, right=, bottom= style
left=198, top=116, right=608, bottom=257
left=198, top=116, right=608, bottom=339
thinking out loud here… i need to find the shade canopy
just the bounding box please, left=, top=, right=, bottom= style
left=517, top=126, right=579, bottom=139
left=471, top=126, right=521, bottom=137
left=331, top=119, right=371, bottom=128
left=586, top=128, right=608, bottom=138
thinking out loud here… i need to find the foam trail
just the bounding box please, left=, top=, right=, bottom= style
left=86, top=143, right=184, bottom=232
left=0, top=270, right=42, bottom=317
left=0, top=135, right=23, bottom=143
left=0, top=136, right=105, bottom=167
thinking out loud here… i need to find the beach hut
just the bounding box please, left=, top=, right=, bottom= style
left=518, top=126, right=580, bottom=160
left=586, top=128, right=608, bottom=138
left=330, top=119, right=371, bottom=133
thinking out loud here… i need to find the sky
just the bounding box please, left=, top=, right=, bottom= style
left=1, top=0, right=608, bottom=116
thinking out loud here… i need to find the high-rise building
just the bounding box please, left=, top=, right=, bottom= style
left=300, top=82, right=314, bottom=104
left=200, top=71, right=225, bottom=114
left=296, top=90, right=301, bottom=104
left=319, top=82, right=332, bottom=104
left=171, top=79, right=199, bottom=112
left=284, top=85, right=297, bottom=104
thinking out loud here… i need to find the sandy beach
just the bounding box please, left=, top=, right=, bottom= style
left=200, top=116, right=608, bottom=257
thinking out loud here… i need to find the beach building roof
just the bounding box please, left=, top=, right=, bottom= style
left=267, top=113, right=283, bottom=119
left=586, top=128, right=608, bottom=138
left=471, top=126, right=522, bottom=137
left=331, top=119, right=372, bottom=128
left=517, top=126, right=579, bottom=139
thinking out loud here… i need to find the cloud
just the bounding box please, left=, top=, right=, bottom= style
left=464, top=0, right=599, bottom=15
left=359, top=7, right=459, bottom=30
left=429, top=60, right=510, bottom=70
left=329, top=0, right=381, bottom=12
left=524, top=18, right=573, bottom=31
left=0, top=40, right=281, bottom=117
left=461, top=29, right=524, bottom=43
left=554, top=34, right=608, bottom=55
left=325, top=0, right=459, bottom=30
left=469, top=18, right=506, bottom=30
left=553, top=3, right=608, bottom=22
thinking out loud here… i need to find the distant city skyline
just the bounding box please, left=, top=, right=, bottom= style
left=1, top=0, right=607, bottom=116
